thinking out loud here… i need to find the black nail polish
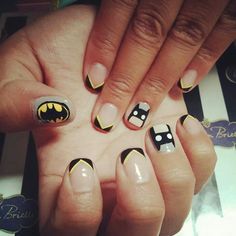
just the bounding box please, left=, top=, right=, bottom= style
left=127, top=102, right=150, bottom=128
left=150, top=124, right=175, bottom=152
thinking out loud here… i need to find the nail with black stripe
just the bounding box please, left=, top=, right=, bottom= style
left=69, top=158, right=94, bottom=193
left=120, top=148, right=150, bottom=183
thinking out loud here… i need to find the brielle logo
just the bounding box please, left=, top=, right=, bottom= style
left=0, top=194, right=38, bottom=233
left=201, top=119, right=236, bottom=148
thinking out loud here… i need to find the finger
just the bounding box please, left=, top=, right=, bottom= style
left=177, top=115, right=217, bottom=193
left=178, top=0, right=236, bottom=92
left=145, top=121, right=195, bottom=235
left=107, top=148, right=165, bottom=236
left=84, top=0, right=137, bottom=93
left=92, top=0, right=183, bottom=132
left=125, top=0, right=228, bottom=129
left=0, top=79, right=75, bottom=132
left=41, top=158, right=102, bottom=236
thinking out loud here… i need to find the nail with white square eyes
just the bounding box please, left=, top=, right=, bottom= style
left=150, top=124, right=175, bottom=153
left=127, top=102, right=150, bottom=128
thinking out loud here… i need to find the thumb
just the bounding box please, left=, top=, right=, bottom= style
left=0, top=79, right=75, bottom=132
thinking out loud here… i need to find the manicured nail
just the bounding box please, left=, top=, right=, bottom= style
left=127, top=102, right=150, bottom=128
left=34, top=96, right=72, bottom=124
left=94, top=103, right=118, bottom=133
left=178, top=70, right=197, bottom=92
left=150, top=124, right=175, bottom=153
left=85, top=63, right=107, bottom=93
left=180, top=114, right=204, bottom=135
left=69, top=158, right=94, bottom=193
left=121, top=148, right=150, bottom=184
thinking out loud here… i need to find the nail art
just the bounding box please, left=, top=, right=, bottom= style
left=121, top=148, right=145, bottom=164
left=94, top=103, right=117, bottom=133
left=178, top=70, right=197, bottom=92
left=34, top=97, right=71, bottom=124
left=85, top=63, right=107, bottom=93
left=85, top=74, right=104, bottom=93
left=121, top=148, right=149, bottom=183
left=69, top=158, right=94, bottom=173
left=180, top=114, right=195, bottom=125
left=127, top=102, right=150, bottom=128
left=150, top=124, right=175, bottom=153
left=69, top=158, right=94, bottom=193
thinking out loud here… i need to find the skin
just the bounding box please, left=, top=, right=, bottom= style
left=84, top=0, right=236, bottom=132
left=0, top=6, right=216, bottom=235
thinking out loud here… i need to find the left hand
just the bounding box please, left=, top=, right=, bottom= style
left=83, top=0, right=236, bottom=132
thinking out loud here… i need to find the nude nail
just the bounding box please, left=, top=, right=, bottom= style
left=180, top=114, right=204, bottom=135
left=85, top=63, right=107, bottom=93
left=69, top=158, right=94, bottom=193
left=94, top=103, right=118, bottom=133
left=178, top=70, right=197, bottom=92
left=121, top=148, right=150, bottom=184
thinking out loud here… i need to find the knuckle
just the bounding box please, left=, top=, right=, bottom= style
left=197, top=45, right=219, bottom=63
left=112, top=0, right=137, bottom=8
left=126, top=205, right=165, bottom=224
left=144, top=76, right=169, bottom=96
left=218, top=6, right=236, bottom=33
left=171, top=15, right=208, bottom=47
left=130, top=7, right=167, bottom=49
left=163, top=169, right=196, bottom=194
left=92, top=32, right=117, bottom=55
left=106, top=74, right=135, bottom=100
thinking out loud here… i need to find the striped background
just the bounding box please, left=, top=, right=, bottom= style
left=0, top=12, right=236, bottom=236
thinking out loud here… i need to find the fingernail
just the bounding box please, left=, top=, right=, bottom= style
left=178, top=70, right=197, bottom=92
left=180, top=114, right=204, bottom=135
left=127, top=102, right=150, bottom=128
left=121, top=148, right=150, bottom=184
left=34, top=96, right=72, bottom=124
left=85, top=63, right=107, bottom=93
left=150, top=124, right=175, bottom=153
left=69, top=158, right=94, bottom=193
left=94, top=103, right=118, bottom=133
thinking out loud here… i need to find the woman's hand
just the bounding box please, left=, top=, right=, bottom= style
left=0, top=6, right=216, bottom=235
left=84, top=0, right=236, bottom=131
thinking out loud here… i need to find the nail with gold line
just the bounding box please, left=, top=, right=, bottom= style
left=69, top=158, right=94, bottom=193
left=120, top=148, right=150, bottom=184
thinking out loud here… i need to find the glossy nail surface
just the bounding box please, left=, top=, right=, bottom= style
left=180, top=114, right=204, bottom=135
left=127, top=102, right=150, bottom=128
left=178, top=70, right=197, bottom=92
left=34, top=96, right=71, bottom=124
left=85, top=63, right=107, bottom=93
left=94, top=103, right=118, bottom=133
left=121, top=148, right=150, bottom=184
left=69, top=158, right=94, bottom=193
left=150, top=124, right=175, bottom=153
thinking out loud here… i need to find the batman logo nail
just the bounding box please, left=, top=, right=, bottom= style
left=150, top=124, right=175, bottom=152
left=37, top=101, right=70, bottom=123
left=128, top=102, right=150, bottom=128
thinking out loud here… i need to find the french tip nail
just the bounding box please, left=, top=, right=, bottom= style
left=69, top=158, right=94, bottom=173
left=180, top=114, right=189, bottom=125
left=85, top=74, right=104, bottom=93
left=121, top=148, right=145, bottom=164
